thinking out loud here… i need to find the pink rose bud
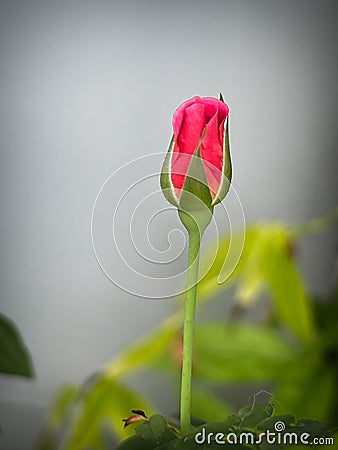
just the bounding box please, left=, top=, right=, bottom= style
left=161, top=95, right=231, bottom=217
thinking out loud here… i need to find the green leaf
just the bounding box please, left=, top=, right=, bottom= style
left=136, top=415, right=167, bottom=440
left=36, top=384, right=79, bottom=450
left=119, top=426, right=250, bottom=450
left=198, top=223, right=315, bottom=341
left=104, top=314, right=180, bottom=378
left=257, top=414, right=295, bottom=431
left=291, top=205, right=338, bottom=239
left=257, top=416, right=327, bottom=450
left=0, top=313, right=34, bottom=377
left=48, top=384, right=79, bottom=427
left=237, top=401, right=274, bottom=428
left=197, top=227, right=261, bottom=305
left=291, top=418, right=327, bottom=436
left=117, top=404, right=327, bottom=450
left=234, top=228, right=270, bottom=305
left=118, top=415, right=178, bottom=450
left=199, top=224, right=287, bottom=306
left=58, top=375, right=155, bottom=449
left=232, top=224, right=300, bottom=312
left=274, top=353, right=335, bottom=422
left=194, top=420, right=234, bottom=436
left=263, top=232, right=315, bottom=342
left=193, top=323, right=292, bottom=382
left=117, top=435, right=160, bottom=450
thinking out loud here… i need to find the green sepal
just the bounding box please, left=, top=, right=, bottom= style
left=178, top=143, right=214, bottom=236
left=212, top=116, right=232, bottom=206
left=178, top=208, right=213, bottom=238
left=179, top=144, right=213, bottom=212
left=160, top=136, right=178, bottom=207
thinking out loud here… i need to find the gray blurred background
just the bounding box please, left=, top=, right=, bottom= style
left=0, top=0, right=337, bottom=448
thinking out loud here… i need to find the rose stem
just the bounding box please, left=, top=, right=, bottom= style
left=180, top=227, right=201, bottom=436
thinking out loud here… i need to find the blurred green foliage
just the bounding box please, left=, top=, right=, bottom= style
left=115, top=403, right=329, bottom=450
left=0, top=313, right=34, bottom=378
left=36, top=208, right=338, bottom=449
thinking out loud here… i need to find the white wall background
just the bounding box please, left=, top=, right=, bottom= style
left=0, top=1, right=337, bottom=448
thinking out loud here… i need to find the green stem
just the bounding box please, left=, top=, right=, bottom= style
left=180, top=228, right=201, bottom=436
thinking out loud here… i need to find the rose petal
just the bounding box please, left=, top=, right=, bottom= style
left=170, top=96, right=229, bottom=197
left=200, top=110, right=223, bottom=198
left=171, top=102, right=206, bottom=191
left=202, top=97, right=229, bottom=122
left=172, top=96, right=201, bottom=137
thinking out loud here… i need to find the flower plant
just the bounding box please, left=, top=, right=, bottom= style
left=160, top=95, right=232, bottom=436
left=35, top=97, right=338, bottom=450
